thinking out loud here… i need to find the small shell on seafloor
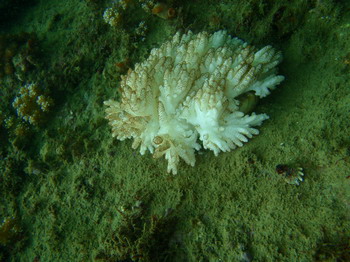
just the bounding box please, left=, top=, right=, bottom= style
left=276, top=164, right=304, bottom=185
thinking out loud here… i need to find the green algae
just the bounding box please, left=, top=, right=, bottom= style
left=0, top=0, right=349, bottom=261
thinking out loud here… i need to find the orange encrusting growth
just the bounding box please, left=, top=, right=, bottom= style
left=152, top=3, right=176, bottom=19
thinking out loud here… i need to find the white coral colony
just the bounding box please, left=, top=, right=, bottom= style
left=104, top=30, right=284, bottom=174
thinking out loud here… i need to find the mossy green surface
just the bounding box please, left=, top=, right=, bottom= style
left=0, top=0, right=349, bottom=261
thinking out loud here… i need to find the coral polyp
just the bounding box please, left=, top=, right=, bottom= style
left=12, top=83, right=53, bottom=126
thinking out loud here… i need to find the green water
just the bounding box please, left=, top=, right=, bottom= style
left=0, top=0, right=349, bottom=261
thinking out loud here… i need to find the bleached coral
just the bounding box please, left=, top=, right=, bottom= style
left=104, top=30, right=284, bottom=174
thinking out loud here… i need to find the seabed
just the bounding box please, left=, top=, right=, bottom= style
left=0, top=0, right=349, bottom=261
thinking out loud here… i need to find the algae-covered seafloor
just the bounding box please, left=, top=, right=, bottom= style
left=0, top=0, right=349, bottom=261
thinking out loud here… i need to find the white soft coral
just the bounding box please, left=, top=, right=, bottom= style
left=179, top=79, right=268, bottom=156
left=152, top=102, right=200, bottom=174
left=104, top=30, right=284, bottom=174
